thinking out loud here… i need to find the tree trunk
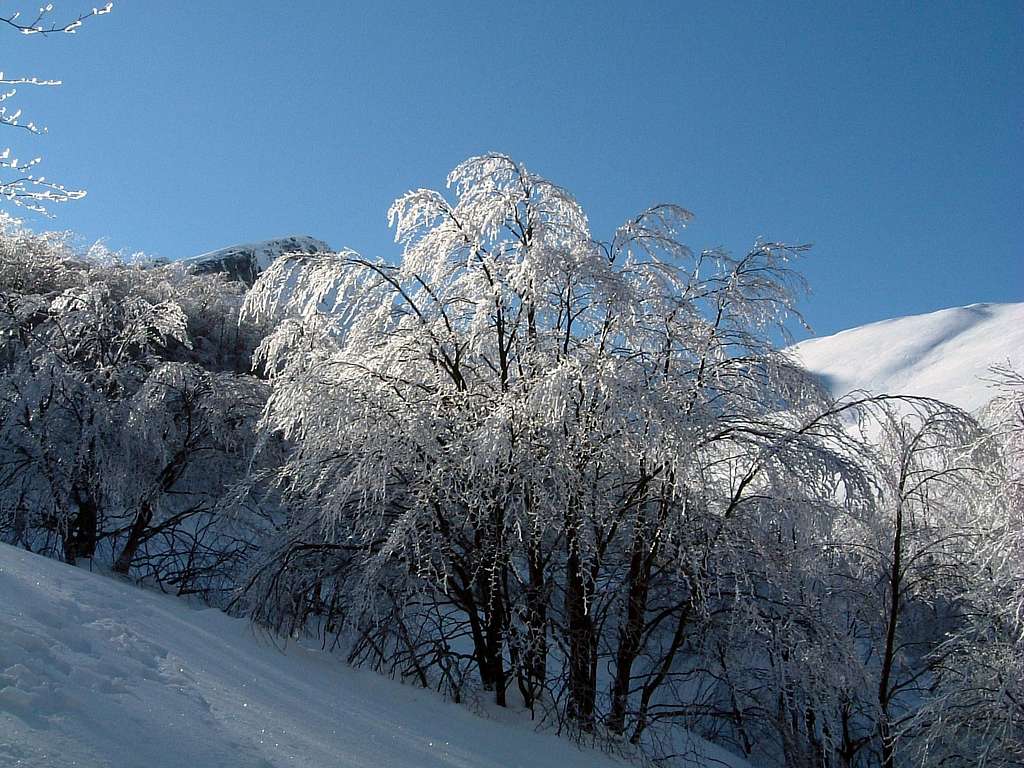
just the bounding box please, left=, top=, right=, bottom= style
left=64, top=485, right=98, bottom=563
left=630, top=591, right=694, bottom=744
left=517, top=539, right=548, bottom=711
left=113, top=501, right=154, bottom=575
left=565, top=542, right=596, bottom=728
left=483, top=590, right=507, bottom=706
left=608, top=533, right=652, bottom=734
left=878, top=493, right=906, bottom=768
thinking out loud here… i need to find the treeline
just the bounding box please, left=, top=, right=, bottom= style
left=0, top=216, right=276, bottom=596
left=1, top=155, right=1020, bottom=768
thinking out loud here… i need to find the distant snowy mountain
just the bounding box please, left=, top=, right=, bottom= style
left=181, top=235, right=332, bottom=286
left=790, top=302, right=1024, bottom=412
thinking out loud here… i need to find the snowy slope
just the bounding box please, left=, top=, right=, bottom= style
left=0, top=544, right=616, bottom=768
left=0, top=544, right=746, bottom=768
left=790, top=302, right=1024, bottom=412
left=181, top=236, right=331, bottom=286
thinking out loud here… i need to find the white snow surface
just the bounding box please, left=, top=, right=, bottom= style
left=0, top=544, right=747, bottom=768
left=790, top=302, right=1024, bottom=412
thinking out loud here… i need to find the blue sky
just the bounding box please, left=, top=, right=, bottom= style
left=6, top=0, right=1022, bottom=337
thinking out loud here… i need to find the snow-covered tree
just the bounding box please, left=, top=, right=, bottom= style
left=834, top=398, right=998, bottom=767
left=242, top=154, right=880, bottom=751
left=0, top=215, right=269, bottom=597
left=0, top=219, right=168, bottom=560
left=1, top=152, right=1015, bottom=767
left=904, top=369, right=1024, bottom=767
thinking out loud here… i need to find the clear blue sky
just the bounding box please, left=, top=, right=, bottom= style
left=6, top=0, right=1022, bottom=336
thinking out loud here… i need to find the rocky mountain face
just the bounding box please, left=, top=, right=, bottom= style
left=181, top=235, right=332, bottom=286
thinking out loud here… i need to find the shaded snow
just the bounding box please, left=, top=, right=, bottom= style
left=0, top=544, right=746, bottom=768
left=790, top=302, right=1024, bottom=412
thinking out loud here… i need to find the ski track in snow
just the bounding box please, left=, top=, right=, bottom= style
left=0, top=544, right=650, bottom=768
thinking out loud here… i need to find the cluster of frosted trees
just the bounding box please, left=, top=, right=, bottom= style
left=241, top=156, right=1021, bottom=767
left=0, top=215, right=273, bottom=595
left=0, top=156, right=1019, bottom=767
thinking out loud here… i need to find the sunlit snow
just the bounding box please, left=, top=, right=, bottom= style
left=791, top=302, right=1024, bottom=412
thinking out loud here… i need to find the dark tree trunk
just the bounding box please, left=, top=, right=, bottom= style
left=608, top=533, right=652, bottom=734
left=565, top=542, right=596, bottom=728
left=516, top=539, right=548, bottom=711
left=113, top=501, right=154, bottom=575
left=630, top=592, right=694, bottom=745
left=64, top=486, right=98, bottom=563
left=878, top=490, right=907, bottom=768
left=483, top=588, right=507, bottom=707
left=463, top=589, right=495, bottom=691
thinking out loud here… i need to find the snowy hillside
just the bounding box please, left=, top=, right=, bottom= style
left=790, top=302, right=1024, bottom=412
left=0, top=544, right=746, bottom=768
left=0, top=543, right=636, bottom=768
left=181, top=236, right=332, bottom=286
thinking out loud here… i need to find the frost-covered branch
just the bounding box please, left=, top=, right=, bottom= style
left=1, top=2, right=112, bottom=36
left=0, top=3, right=113, bottom=214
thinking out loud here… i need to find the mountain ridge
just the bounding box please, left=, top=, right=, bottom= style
left=790, top=301, right=1024, bottom=412
left=180, top=235, right=332, bottom=286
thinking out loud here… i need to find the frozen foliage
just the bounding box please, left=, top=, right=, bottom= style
left=0, top=214, right=271, bottom=596
left=1, top=156, right=1019, bottom=767
left=237, top=154, right=1024, bottom=766
left=1, top=3, right=113, bottom=214
left=788, top=308, right=1023, bottom=765
left=905, top=366, right=1024, bottom=768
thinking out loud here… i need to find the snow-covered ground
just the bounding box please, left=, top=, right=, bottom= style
left=0, top=543, right=747, bottom=768
left=791, top=302, right=1024, bottom=411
